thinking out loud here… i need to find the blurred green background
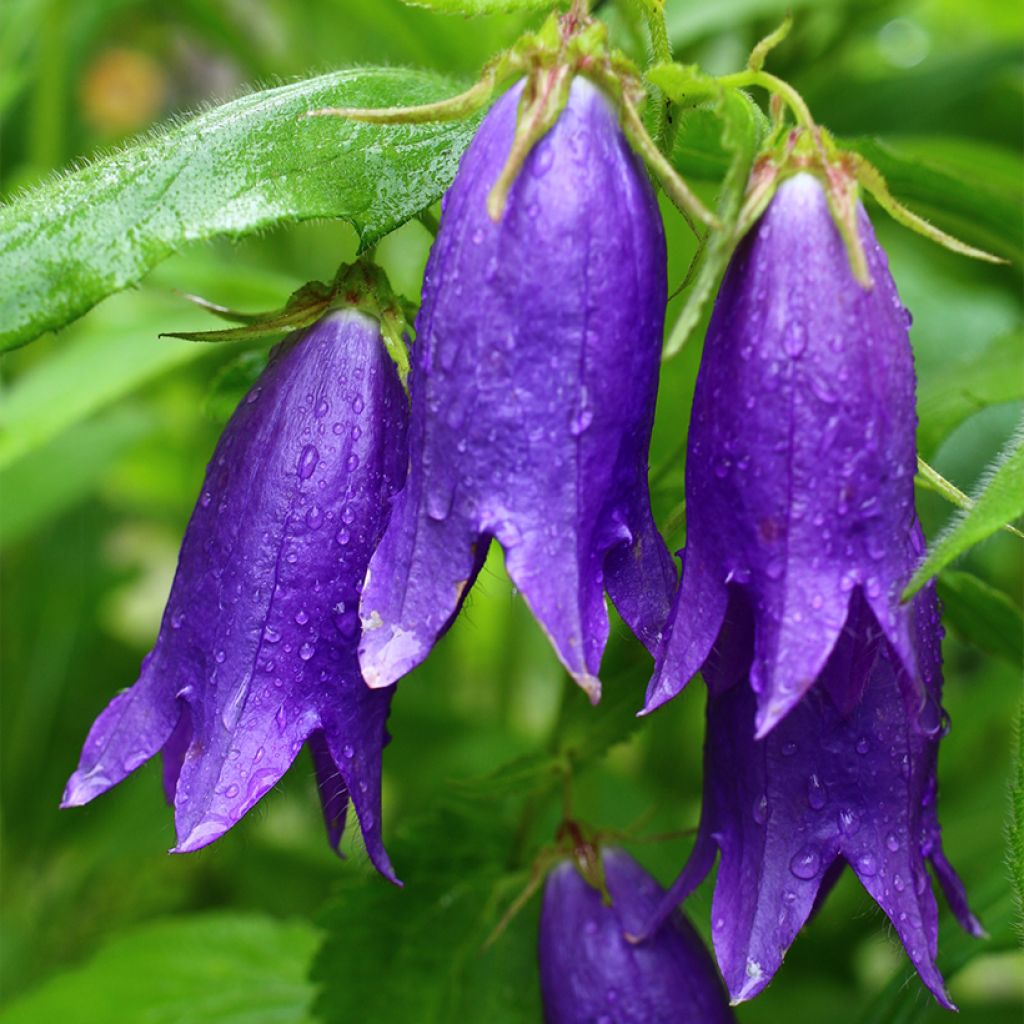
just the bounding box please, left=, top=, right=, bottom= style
left=1, top=0, right=1021, bottom=1021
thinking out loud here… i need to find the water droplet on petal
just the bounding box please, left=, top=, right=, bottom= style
left=789, top=846, right=821, bottom=880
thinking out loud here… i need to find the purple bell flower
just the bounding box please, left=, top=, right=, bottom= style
left=645, top=172, right=921, bottom=735
left=539, top=848, right=734, bottom=1024
left=62, top=309, right=408, bottom=881
left=358, top=77, right=675, bottom=703
left=645, top=580, right=982, bottom=1007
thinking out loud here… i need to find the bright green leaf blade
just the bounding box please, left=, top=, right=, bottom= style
left=0, top=67, right=479, bottom=352
left=400, top=0, right=551, bottom=12
left=937, top=571, right=1024, bottom=667
left=0, top=913, right=321, bottom=1024
left=906, top=423, right=1024, bottom=599
left=917, top=330, right=1024, bottom=458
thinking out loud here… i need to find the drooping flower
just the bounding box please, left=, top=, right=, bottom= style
left=358, top=76, right=676, bottom=703
left=62, top=308, right=408, bottom=880
left=539, top=847, right=734, bottom=1024
left=644, top=172, right=922, bottom=734
left=645, top=580, right=982, bottom=1007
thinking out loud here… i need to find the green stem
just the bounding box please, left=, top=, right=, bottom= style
left=717, top=69, right=815, bottom=131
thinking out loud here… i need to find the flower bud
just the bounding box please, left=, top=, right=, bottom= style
left=358, top=77, right=676, bottom=703
left=539, top=848, right=733, bottom=1023
left=62, top=308, right=407, bottom=880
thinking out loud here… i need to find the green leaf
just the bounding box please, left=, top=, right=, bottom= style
left=0, top=290, right=222, bottom=472
left=313, top=805, right=541, bottom=1024
left=1010, top=703, right=1024, bottom=934
left=937, top=571, right=1024, bottom=667
left=0, top=913, right=321, bottom=1024
left=0, top=67, right=479, bottom=352
left=858, top=883, right=1017, bottom=1024
left=663, top=87, right=766, bottom=357
left=917, top=330, right=1024, bottom=458
left=400, top=0, right=552, bottom=12
left=906, top=423, right=1024, bottom=598
left=842, top=136, right=1024, bottom=265
left=0, top=405, right=153, bottom=547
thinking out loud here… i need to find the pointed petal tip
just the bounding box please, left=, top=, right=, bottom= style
left=358, top=623, right=423, bottom=689
left=573, top=671, right=602, bottom=705
left=171, top=818, right=231, bottom=855
left=60, top=770, right=114, bottom=808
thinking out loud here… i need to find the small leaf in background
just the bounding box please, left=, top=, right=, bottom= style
left=937, top=571, right=1023, bottom=667
left=916, top=329, right=1024, bottom=459
left=313, top=804, right=541, bottom=1024
left=906, top=422, right=1024, bottom=598
left=0, top=67, right=479, bottom=352
left=0, top=913, right=321, bottom=1024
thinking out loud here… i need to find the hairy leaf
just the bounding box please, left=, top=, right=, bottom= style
left=0, top=67, right=479, bottom=351
left=1010, top=703, right=1024, bottom=934
left=906, top=423, right=1024, bottom=598
left=0, top=913, right=320, bottom=1024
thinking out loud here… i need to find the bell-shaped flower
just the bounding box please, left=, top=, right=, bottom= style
left=645, top=172, right=922, bottom=734
left=358, top=77, right=676, bottom=703
left=645, top=582, right=982, bottom=1007
left=62, top=308, right=408, bottom=880
left=539, top=847, right=734, bottom=1023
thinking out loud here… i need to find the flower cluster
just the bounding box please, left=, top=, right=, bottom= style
left=63, top=24, right=983, bottom=1017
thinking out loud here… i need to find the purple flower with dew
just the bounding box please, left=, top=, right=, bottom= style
left=62, top=309, right=408, bottom=881
left=539, top=848, right=734, bottom=1024
left=645, top=172, right=923, bottom=735
left=642, top=576, right=982, bottom=1007
left=358, top=77, right=675, bottom=703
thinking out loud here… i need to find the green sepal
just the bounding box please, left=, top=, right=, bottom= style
left=163, top=260, right=415, bottom=386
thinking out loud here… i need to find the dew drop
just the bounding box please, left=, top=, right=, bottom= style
left=886, top=832, right=900, bottom=853
left=789, top=846, right=821, bottom=880
left=299, top=641, right=316, bottom=661
left=298, top=445, right=320, bottom=480
left=753, top=793, right=770, bottom=824
left=856, top=852, right=878, bottom=876
left=807, top=773, right=827, bottom=811
left=342, top=744, right=355, bottom=759
left=295, top=610, right=309, bottom=626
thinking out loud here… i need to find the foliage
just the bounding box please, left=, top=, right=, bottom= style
left=1, top=1, right=1021, bottom=1023
left=0, top=914, right=321, bottom=1024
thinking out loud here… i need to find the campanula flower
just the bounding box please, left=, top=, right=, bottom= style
left=63, top=308, right=407, bottom=880
left=358, top=77, right=675, bottom=703
left=645, top=580, right=981, bottom=1007
left=539, top=848, right=733, bottom=1023
left=645, top=172, right=921, bottom=735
